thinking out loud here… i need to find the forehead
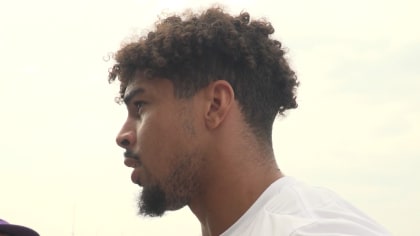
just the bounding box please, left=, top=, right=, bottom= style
left=123, top=71, right=175, bottom=100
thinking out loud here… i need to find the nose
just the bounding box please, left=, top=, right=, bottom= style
left=116, top=122, right=136, bottom=149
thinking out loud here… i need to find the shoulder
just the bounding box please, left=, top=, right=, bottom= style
left=222, top=177, right=392, bottom=236
left=222, top=177, right=321, bottom=235
left=264, top=177, right=338, bottom=216
left=265, top=178, right=391, bottom=235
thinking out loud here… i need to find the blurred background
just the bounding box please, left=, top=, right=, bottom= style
left=1, top=0, right=418, bottom=235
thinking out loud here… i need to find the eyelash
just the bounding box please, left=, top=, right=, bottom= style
left=135, top=101, right=144, bottom=108
left=134, top=102, right=145, bottom=115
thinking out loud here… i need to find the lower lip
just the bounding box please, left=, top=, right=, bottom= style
left=131, top=169, right=142, bottom=186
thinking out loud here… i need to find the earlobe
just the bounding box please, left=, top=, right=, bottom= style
left=205, top=80, right=234, bottom=130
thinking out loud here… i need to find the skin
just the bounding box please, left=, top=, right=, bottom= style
left=116, top=70, right=283, bottom=236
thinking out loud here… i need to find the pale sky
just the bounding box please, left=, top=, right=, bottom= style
left=0, top=0, right=419, bottom=235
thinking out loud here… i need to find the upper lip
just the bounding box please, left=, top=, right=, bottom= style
left=123, top=150, right=141, bottom=168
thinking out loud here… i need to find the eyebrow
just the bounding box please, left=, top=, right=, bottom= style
left=123, top=87, right=145, bottom=105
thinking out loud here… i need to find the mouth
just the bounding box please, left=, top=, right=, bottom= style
left=123, top=150, right=141, bottom=167
left=124, top=150, right=140, bottom=160
left=123, top=150, right=142, bottom=185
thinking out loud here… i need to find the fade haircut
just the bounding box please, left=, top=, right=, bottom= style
left=108, top=7, right=299, bottom=143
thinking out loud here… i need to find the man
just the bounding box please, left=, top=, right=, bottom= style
left=109, top=7, right=391, bottom=236
left=0, top=219, right=39, bottom=236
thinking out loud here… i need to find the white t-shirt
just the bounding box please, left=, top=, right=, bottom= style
left=220, top=176, right=391, bottom=236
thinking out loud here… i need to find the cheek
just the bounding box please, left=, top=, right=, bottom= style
left=135, top=116, right=181, bottom=172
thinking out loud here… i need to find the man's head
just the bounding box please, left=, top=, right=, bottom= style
left=109, top=7, right=298, bottom=143
left=110, top=7, right=298, bottom=217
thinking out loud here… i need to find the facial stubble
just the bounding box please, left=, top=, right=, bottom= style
left=137, top=152, right=202, bottom=217
left=138, top=104, right=202, bottom=217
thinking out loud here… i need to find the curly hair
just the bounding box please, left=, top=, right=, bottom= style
left=108, top=7, right=299, bottom=143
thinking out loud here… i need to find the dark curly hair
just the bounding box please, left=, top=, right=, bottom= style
left=108, top=7, right=299, bottom=143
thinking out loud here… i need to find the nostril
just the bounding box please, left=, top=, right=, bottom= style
left=120, top=139, right=130, bottom=147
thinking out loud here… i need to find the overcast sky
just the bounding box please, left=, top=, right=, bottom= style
left=1, top=0, right=418, bottom=235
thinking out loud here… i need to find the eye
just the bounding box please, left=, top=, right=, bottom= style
left=134, top=101, right=144, bottom=113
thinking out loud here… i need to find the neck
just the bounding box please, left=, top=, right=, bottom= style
left=188, top=145, right=283, bottom=236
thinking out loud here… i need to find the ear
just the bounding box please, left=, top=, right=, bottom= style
left=204, top=80, right=235, bottom=130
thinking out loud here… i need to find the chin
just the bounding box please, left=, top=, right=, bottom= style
left=138, top=185, right=167, bottom=217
